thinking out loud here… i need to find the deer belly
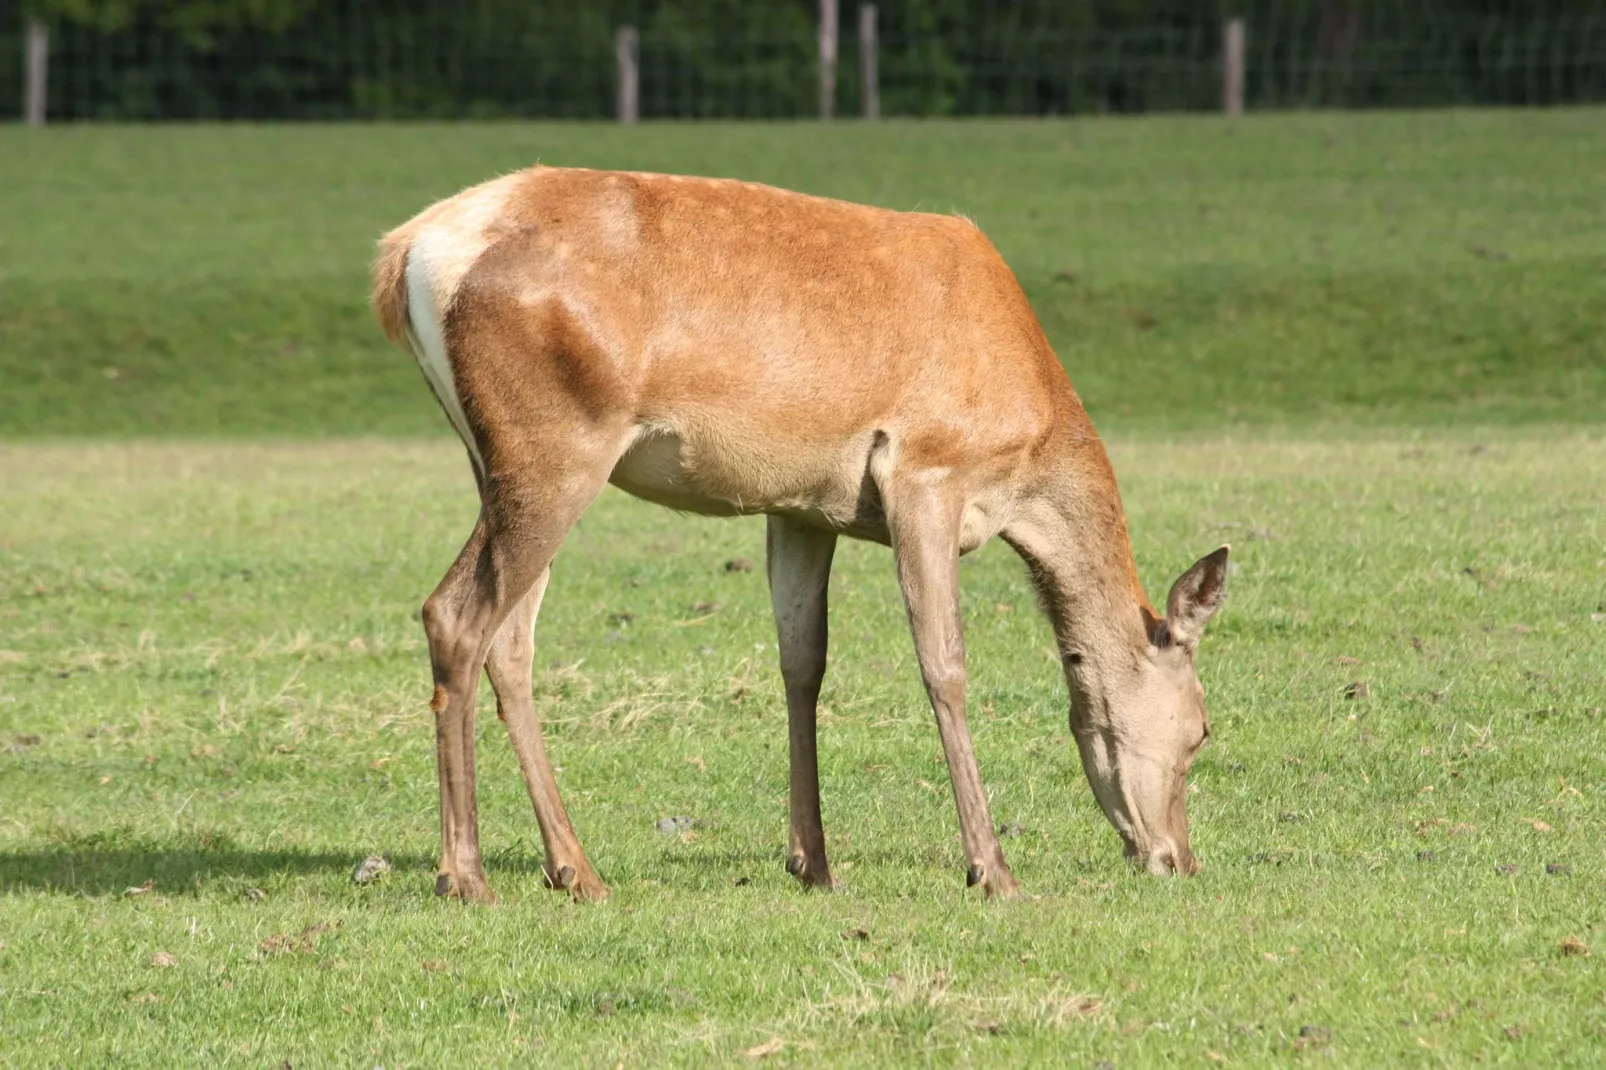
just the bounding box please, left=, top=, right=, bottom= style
left=609, top=424, right=882, bottom=536
left=609, top=429, right=746, bottom=516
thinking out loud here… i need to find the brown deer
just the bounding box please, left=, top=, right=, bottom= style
left=370, top=166, right=1228, bottom=903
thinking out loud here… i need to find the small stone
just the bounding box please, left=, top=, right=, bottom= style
left=1279, top=812, right=1303, bottom=824
left=655, top=816, right=693, bottom=835
left=1298, top=1025, right=1331, bottom=1042
left=1545, top=863, right=1571, bottom=877
left=352, top=855, right=391, bottom=885
left=149, top=951, right=177, bottom=968
left=1342, top=681, right=1369, bottom=700
left=998, top=821, right=1026, bottom=838
left=244, top=887, right=266, bottom=902
left=723, top=557, right=753, bottom=573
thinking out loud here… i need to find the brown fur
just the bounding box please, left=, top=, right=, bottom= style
left=371, top=166, right=1228, bottom=902
left=370, top=219, right=416, bottom=347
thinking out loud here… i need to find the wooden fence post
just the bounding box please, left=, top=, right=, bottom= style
left=1222, top=17, right=1245, bottom=116
left=616, top=25, right=639, bottom=125
left=24, top=19, right=49, bottom=126
left=818, top=0, right=838, bottom=119
left=859, top=3, right=878, bottom=119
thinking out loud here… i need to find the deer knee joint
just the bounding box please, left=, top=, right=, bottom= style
left=922, top=666, right=966, bottom=705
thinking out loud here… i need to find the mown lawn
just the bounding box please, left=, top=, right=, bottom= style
left=3, top=437, right=1603, bottom=1066
left=1, top=113, right=1604, bottom=1066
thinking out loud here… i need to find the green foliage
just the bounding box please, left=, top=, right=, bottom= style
left=4, top=1, right=1604, bottom=119
left=640, top=0, right=818, bottom=118
left=29, top=0, right=320, bottom=40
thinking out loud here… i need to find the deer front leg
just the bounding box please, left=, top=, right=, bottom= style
left=766, top=515, right=839, bottom=890
left=485, top=566, right=610, bottom=901
left=885, top=486, right=1019, bottom=900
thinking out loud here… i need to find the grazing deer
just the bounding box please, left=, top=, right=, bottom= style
left=370, top=166, right=1228, bottom=903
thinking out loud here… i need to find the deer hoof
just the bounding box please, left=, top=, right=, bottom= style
left=545, top=861, right=609, bottom=902
left=785, top=855, right=806, bottom=877
left=434, top=869, right=495, bottom=903
left=966, top=863, right=985, bottom=888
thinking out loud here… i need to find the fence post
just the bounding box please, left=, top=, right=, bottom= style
left=818, top=0, right=838, bottom=119
left=24, top=19, right=49, bottom=126
left=616, top=25, right=639, bottom=125
left=859, top=4, right=878, bottom=119
left=1222, top=17, right=1245, bottom=116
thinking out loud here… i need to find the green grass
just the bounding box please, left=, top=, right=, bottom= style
left=1, top=113, right=1604, bottom=1065
left=1, top=111, right=1604, bottom=437
left=2, top=437, right=1603, bottom=1066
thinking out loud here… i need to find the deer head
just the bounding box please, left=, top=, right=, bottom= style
left=1065, top=547, right=1229, bottom=876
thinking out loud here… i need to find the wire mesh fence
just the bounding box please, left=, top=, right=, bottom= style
left=5, top=1, right=1604, bottom=122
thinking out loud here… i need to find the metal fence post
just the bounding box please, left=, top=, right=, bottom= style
left=616, top=25, right=639, bottom=125
left=859, top=4, right=878, bottom=119
left=818, top=0, right=838, bottom=120
left=1222, top=17, right=1245, bottom=116
left=24, top=19, right=49, bottom=126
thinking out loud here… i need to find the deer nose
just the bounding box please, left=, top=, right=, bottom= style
left=1146, top=845, right=1199, bottom=876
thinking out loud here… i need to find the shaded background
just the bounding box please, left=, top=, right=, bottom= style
left=4, top=0, right=1605, bottom=121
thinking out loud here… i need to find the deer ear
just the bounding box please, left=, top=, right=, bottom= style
left=1163, top=546, right=1230, bottom=652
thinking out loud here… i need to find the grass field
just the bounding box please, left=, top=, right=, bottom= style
left=2, top=112, right=1604, bottom=1066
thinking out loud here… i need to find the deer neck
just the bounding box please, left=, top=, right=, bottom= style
left=1003, top=446, right=1157, bottom=670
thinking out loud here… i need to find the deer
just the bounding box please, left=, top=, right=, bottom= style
left=370, top=165, right=1229, bottom=904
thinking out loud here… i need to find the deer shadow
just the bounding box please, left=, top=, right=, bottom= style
left=0, top=833, right=542, bottom=897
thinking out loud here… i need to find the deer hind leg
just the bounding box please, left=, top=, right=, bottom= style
left=766, top=515, right=838, bottom=890
left=484, top=566, right=608, bottom=901
left=881, top=477, right=1019, bottom=900
left=422, top=465, right=612, bottom=904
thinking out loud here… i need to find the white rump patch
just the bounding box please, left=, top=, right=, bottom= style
left=397, top=171, right=526, bottom=476
left=404, top=237, right=484, bottom=474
